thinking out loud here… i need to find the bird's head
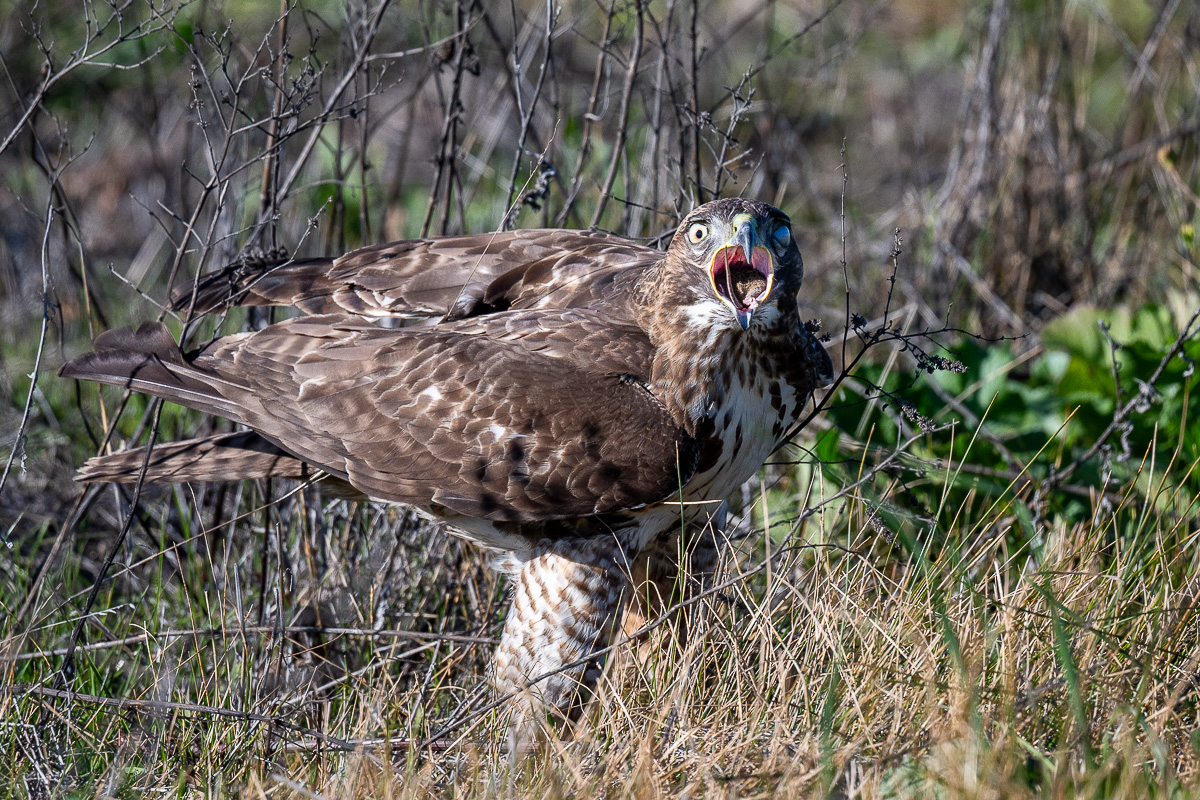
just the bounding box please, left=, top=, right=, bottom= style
left=666, top=198, right=802, bottom=332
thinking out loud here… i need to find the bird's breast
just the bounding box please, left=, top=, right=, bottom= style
left=685, top=353, right=801, bottom=502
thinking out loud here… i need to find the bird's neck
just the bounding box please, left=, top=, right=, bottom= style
left=651, top=332, right=732, bottom=433
left=636, top=280, right=799, bottom=435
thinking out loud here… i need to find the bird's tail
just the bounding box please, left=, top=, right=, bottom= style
left=171, top=251, right=308, bottom=314
left=61, top=322, right=295, bottom=487
left=77, top=431, right=309, bottom=484
left=60, top=322, right=245, bottom=421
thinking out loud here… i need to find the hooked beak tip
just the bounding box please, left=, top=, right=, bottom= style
left=717, top=214, right=770, bottom=332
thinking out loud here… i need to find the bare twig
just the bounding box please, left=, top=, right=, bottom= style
left=0, top=209, right=54, bottom=500
left=555, top=0, right=618, bottom=225
left=591, top=0, right=645, bottom=228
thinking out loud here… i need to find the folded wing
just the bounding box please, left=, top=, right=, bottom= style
left=62, top=315, right=696, bottom=521
left=173, top=230, right=660, bottom=322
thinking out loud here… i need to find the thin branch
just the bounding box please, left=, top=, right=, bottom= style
left=591, top=0, right=644, bottom=228
left=0, top=208, right=55, bottom=499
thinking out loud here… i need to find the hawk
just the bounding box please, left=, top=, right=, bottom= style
left=61, top=198, right=833, bottom=739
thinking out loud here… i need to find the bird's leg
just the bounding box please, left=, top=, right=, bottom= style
left=493, top=536, right=631, bottom=748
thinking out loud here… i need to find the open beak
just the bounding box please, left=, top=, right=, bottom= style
left=709, top=214, right=775, bottom=330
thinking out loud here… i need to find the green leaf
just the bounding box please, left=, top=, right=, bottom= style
left=1041, top=305, right=1107, bottom=362
left=816, top=427, right=841, bottom=464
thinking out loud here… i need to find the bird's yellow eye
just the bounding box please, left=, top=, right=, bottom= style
left=687, top=222, right=709, bottom=244
left=773, top=225, right=791, bottom=249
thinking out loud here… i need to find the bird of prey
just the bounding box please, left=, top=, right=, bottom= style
left=61, top=198, right=833, bottom=740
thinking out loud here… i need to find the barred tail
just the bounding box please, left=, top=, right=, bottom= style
left=77, top=431, right=307, bottom=484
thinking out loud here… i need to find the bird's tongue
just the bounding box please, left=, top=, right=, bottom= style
left=714, top=247, right=769, bottom=310
left=731, top=267, right=767, bottom=306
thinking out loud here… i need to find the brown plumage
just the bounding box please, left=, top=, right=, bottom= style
left=174, top=229, right=657, bottom=321
left=61, top=198, right=833, bottom=742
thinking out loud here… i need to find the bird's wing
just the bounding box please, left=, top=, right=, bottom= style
left=61, top=314, right=696, bottom=521
left=173, top=230, right=660, bottom=321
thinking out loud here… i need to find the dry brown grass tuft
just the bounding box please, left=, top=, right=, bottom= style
left=11, top=472, right=1196, bottom=797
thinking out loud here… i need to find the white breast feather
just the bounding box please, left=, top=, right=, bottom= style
left=694, top=368, right=798, bottom=500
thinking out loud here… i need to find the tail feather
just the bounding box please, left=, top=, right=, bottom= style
left=79, top=431, right=363, bottom=497
left=171, top=255, right=444, bottom=320
left=171, top=255, right=321, bottom=314
left=62, top=323, right=364, bottom=496
left=59, top=322, right=242, bottom=419
left=79, top=431, right=304, bottom=483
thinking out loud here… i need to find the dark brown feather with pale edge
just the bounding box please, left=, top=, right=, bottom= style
left=173, top=229, right=659, bottom=321
left=63, top=312, right=697, bottom=521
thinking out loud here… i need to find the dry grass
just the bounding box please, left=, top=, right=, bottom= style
left=6, top=474, right=1198, bottom=797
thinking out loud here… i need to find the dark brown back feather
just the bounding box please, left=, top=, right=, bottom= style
left=173, top=230, right=659, bottom=321
left=62, top=313, right=696, bottom=521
